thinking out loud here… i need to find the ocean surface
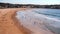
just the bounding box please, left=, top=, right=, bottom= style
left=16, top=8, right=60, bottom=34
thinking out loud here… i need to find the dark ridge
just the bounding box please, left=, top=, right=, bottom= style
left=0, top=2, right=60, bottom=9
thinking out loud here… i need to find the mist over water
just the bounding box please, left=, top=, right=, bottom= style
left=16, top=8, right=60, bottom=34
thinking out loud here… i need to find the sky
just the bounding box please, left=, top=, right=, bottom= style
left=0, top=0, right=60, bottom=5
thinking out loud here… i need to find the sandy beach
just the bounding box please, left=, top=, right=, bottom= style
left=0, top=8, right=32, bottom=34
left=0, top=8, right=55, bottom=34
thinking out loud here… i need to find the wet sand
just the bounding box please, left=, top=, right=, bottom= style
left=0, top=8, right=32, bottom=34
left=16, top=10, right=55, bottom=34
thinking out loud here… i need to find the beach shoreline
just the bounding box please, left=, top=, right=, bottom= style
left=0, top=8, right=55, bottom=34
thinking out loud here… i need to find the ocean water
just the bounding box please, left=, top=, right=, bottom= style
left=33, top=9, right=60, bottom=20
left=32, top=9, right=60, bottom=34
left=16, top=8, right=60, bottom=34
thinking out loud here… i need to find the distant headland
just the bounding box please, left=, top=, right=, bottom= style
left=0, top=2, right=60, bottom=9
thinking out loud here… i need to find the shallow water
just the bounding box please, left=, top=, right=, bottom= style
left=16, top=8, right=60, bottom=34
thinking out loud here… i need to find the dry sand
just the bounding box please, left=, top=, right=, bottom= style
left=0, top=8, right=32, bottom=34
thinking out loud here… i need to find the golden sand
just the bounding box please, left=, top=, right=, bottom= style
left=0, top=8, right=32, bottom=34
